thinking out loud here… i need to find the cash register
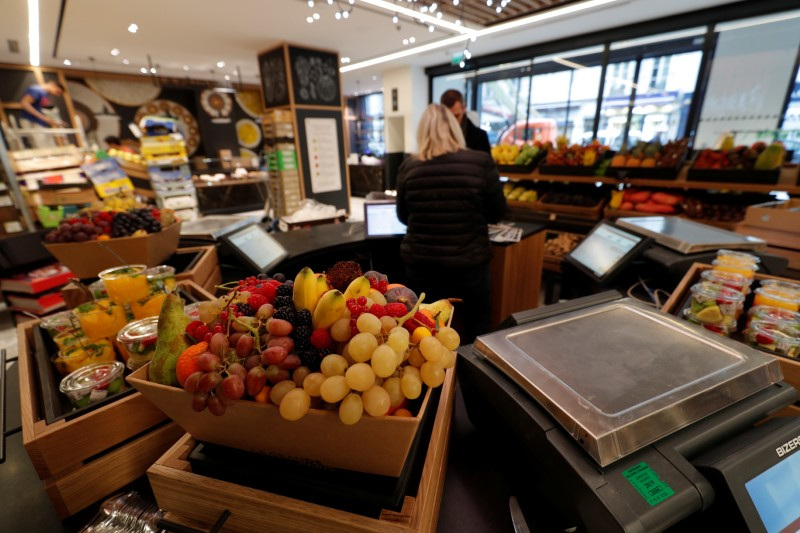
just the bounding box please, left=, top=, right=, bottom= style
left=459, top=293, right=800, bottom=532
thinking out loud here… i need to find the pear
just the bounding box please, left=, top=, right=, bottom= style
left=148, top=293, right=192, bottom=386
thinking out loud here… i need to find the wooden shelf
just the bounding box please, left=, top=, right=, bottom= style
left=502, top=164, right=800, bottom=195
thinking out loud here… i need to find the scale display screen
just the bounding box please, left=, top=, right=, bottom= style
left=220, top=223, right=288, bottom=273
left=745, top=449, right=800, bottom=533
left=565, top=222, right=649, bottom=284
left=364, top=201, right=407, bottom=238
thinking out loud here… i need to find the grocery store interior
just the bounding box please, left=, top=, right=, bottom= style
left=2, top=0, right=800, bottom=531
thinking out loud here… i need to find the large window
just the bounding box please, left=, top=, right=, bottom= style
left=782, top=64, right=800, bottom=162
left=596, top=60, right=638, bottom=149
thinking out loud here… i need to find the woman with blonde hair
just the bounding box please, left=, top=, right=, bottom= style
left=396, top=103, right=506, bottom=343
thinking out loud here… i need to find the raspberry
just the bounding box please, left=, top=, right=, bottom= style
left=357, top=296, right=367, bottom=307
left=377, top=280, right=388, bottom=294
left=247, top=293, right=268, bottom=310
left=368, top=277, right=379, bottom=290
left=369, top=304, right=387, bottom=318
left=185, top=320, right=205, bottom=337
left=261, top=283, right=277, bottom=304
left=310, top=328, right=333, bottom=349
left=385, top=303, right=408, bottom=318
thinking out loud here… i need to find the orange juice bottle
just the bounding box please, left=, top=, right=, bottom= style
left=99, top=265, right=150, bottom=306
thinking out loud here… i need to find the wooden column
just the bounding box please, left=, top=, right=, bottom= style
left=490, top=230, right=546, bottom=328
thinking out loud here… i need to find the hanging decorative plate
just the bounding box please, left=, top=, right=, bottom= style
left=236, top=118, right=262, bottom=149
left=85, top=78, right=162, bottom=107
left=133, top=100, right=201, bottom=155
left=200, top=89, right=233, bottom=122
left=234, top=90, right=264, bottom=119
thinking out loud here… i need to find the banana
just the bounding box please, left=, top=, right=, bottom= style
left=420, top=299, right=456, bottom=327
left=312, top=289, right=346, bottom=330
left=316, top=274, right=331, bottom=299
left=293, top=267, right=321, bottom=312
left=343, top=276, right=371, bottom=301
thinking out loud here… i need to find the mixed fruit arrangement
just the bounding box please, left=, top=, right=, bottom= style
left=608, top=189, right=683, bottom=214
left=609, top=139, right=688, bottom=169
left=503, top=181, right=538, bottom=202
left=148, top=261, right=459, bottom=424
left=544, top=139, right=608, bottom=167
left=692, top=140, right=785, bottom=171
left=491, top=141, right=546, bottom=166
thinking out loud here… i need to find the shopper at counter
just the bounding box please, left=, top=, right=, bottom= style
left=396, top=103, right=507, bottom=343
left=440, top=89, right=491, bottom=155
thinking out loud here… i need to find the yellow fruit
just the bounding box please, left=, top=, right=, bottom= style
left=343, top=276, right=371, bottom=301
left=312, top=289, right=346, bottom=330
left=293, top=267, right=320, bottom=312
left=411, top=327, right=432, bottom=344
left=695, top=305, right=723, bottom=323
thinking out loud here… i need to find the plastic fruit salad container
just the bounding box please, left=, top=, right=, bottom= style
left=689, top=282, right=745, bottom=323
left=116, top=316, right=159, bottom=371
left=744, top=320, right=800, bottom=359
left=59, top=361, right=126, bottom=408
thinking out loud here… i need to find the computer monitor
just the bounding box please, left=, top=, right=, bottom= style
left=564, top=221, right=651, bottom=285
left=218, top=223, right=288, bottom=274
left=364, top=200, right=407, bottom=239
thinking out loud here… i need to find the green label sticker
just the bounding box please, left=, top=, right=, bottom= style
left=622, top=462, right=675, bottom=507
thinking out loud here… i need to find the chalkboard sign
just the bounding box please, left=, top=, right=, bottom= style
left=288, top=46, right=341, bottom=107
left=258, top=47, right=290, bottom=108
left=295, top=108, right=350, bottom=212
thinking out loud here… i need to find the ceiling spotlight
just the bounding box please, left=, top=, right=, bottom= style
left=342, top=10, right=349, bottom=18
left=224, top=75, right=231, bottom=80
left=496, top=6, right=501, bottom=12
left=486, top=0, right=492, bottom=5
left=430, top=2, right=437, bottom=11
left=307, top=16, right=313, bottom=22
left=392, top=14, right=398, bottom=23
left=123, top=58, right=130, bottom=64
left=428, top=25, right=434, bottom=32
left=140, top=67, right=147, bottom=74
left=313, top=12, right=320, bottom=19
left=349, top=0, right=354, bottom=4
left=216, top=60, right=225, bottom=68
left=464, top=49, right=472, bottom=59
left=128, top=23, right=138, bottom=33
left=437, top=12, right=442, bottom=18
left=403, top=38, right=409, bottom=45
left=63, top=59, right=71, bottom=65
left=307, top=0, right=314, bottom=6
left=459, top=60, right=466, bottom=68
left=453, top=0, right=459, bottom=4
left=335, top=11, right=341, bottom=19
left=471, top=35, right=477, bottom=42
left=341, top=57, right=351, bottom=63
left=327, top=0, right=333, bottom=4
left=409, top=36, right=415, bottom=43
left=372, top=75, right=377, bottom=80
left=150, top=67, right=157, bottom=74
left=455, top=18, right=461, bottom=25
left=182, top=65, right=189, bottom=70
left=110, top=48, right=120, bottom=56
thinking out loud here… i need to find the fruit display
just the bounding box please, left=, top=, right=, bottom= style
left=503, top=181, right=538, bottom=202
left=681, top=192, right=773, bottom=225
left=108, top=147, right=145, bottom=165
left=147, top=263, right=458, bottom=423
left=43, top=206, right=175, bottom=243
left=492, top=141, right=545, bottom=168
left=610, top=189, right=683, bottom=214
left=543, top=232, right=582, bottom=259
left=690, top=141, right=785, bottom=179
left=542, top=139, right=608, bottom=170
left=609, top=139, right=688, bottom=169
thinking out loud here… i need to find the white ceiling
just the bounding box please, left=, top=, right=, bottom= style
left=0, top=0, right=741, bottom=97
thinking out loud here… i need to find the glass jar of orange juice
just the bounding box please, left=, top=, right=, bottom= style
left=753, top=285, right=800, bottom=312
left=74, top=299, right=128, bottom=340
left=99, top=265, right=149, bottom=306
left=130, top=292, right=167, bottom=320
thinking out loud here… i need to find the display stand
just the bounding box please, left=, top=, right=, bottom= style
left=140, top=134, right=199, bottom=221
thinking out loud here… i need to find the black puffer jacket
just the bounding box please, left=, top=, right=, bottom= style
left=396, top=149, right=507, bottom=268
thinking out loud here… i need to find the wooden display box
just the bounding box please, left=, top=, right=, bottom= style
left=741, top=198, right=800, bottom=232
left=147, top=369, right=455, bottom=533
left=174, top=245, right=222, bottom=295
left=16, top=280, right=211, bottom=517
left=44, top=220, right=182, bottom=279
left=536, top=194, right=606, bottom=220
left=661, top=263, right=800, bottom=392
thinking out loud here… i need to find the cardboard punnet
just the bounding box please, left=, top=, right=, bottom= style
left=43, top=220, right=181, bottom=279
left=127, top=363, right=437, bottom=477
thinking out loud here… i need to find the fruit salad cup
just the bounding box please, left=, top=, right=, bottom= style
left=711, top=259, right=758, bottom=281
left=744, top=320, right=800, bottom=359
left=74, top=299, right=128, bottom=340
left=753, top=285, right=800, bottom=312
left=716, top=249, right=761, bottom=267
left=116, top=316, right=159, bottom=371
left=145, top=265, right=176, bottom=293
left=51, top=338, right=117, bottom=376
left=746, top=306, right=800, bottom=330
left=39, top=310, right=78, bottom=339
left=700, top=269, right=751, bottom=294
left=59, top=361, right=126, bottom=408
left=130, top=292, right=167, bottom=320
left=184, top=302, right=201, bottom=321
left=88, top=279, right=108, bottom=300
left=682, top=308, right=737, bottom=337
left=53, top=329, right=87, bottom=351
left=99, top=265, right=150, bottom=306
left=689, top=282, right=745, bottom=324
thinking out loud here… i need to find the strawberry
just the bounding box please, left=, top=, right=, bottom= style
left=369, top=304, right=387, bottom=318
left=385, top=303, right=408, bottom=318
left=755, top=333, right=774, bottom=345
left=247, top=293, right=268, bottom=310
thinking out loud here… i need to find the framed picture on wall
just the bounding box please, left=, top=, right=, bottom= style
left=288, top=46, right=341, bottom=107
left=294, top=107, right=350, bottom=212
left=258, top=47, right=290, bottom=108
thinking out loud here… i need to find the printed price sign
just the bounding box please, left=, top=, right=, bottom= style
left=81, top=158, right=134, bottom=198
left=622, top=462, right=675, bottom=507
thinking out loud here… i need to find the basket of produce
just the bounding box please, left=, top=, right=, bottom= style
left=127, top=262, right=459, bottom=477
left=503, top=179, right=541, bottom=206
left=42, top=192, right=181, bottom=278
left=492, top=142, right=547, bottom=174
left=536, top=183, right=607, bottom=219
left=605, top=139, right=688, bottom=179
left=539, top=139, right=610, bottom=176
left=606, top=188, right=683, bottom=217
left=687, top=140, right=785, bottom=184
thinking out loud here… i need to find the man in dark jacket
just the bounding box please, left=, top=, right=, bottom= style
left=440, top=89, right=492, bottom=155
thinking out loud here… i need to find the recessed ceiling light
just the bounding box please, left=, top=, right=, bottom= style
left=224, top=75, right=230, bottom=80
left=63, top=59, right=71, bottom=65
left=392, top=14, right=398, bottom=23
left=313, top=12, right=320, bottom=19
left=128, top=23, right=138, bottom=33
left=150, top=67, right=156, bottom=74
left=437, top=12, right=442, bottom=18
left=110, top=48, right=120, bottom=56
left=403, top=38, right=409, bottom=45
left=372, top=75, right=377, bottom=80
left=341, top=57, right=351, bottom=63
left=123, top=58, right=130, bottom=64
left=216, top=61, right=225, bottom=68
left=409, top=36, right=415, bottom=43
left=428, top=25, right=434, bottom=32
left=335, top=11, right=341, bottom=19
left=496, top=6, right=501, bottom=12
left=182, top=65, right=189, bottom=71
left=307, top=16, right=313, bottom=23
left=453, top=0, right=459, bottom=4
left=140, top=67, right=147, bottom=74
left=307, top=0, right=314, bottom=5
left=342, top=10, right=349, bottom=18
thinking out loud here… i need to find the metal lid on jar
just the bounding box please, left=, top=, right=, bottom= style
left=117, top=316, right=159, bottom=344
left=59, top=361, right=125, bottom=395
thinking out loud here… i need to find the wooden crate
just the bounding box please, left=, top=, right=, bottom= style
left=661, top=263, right=800, bottom=392
left=147, top=369, right=456, bottom=533
left=175, top=245, right=222, bottom=295
left=17, top=280, right=211, bottom=517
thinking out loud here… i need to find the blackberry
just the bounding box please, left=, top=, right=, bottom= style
left=292, top=325, right=312, bottom=350
left=276, top=284, right=293, bottom=298
left=273, top=307, right=295, bottom=323
left=274, top=296, right=293, bottom=309
left=296, top=309, right=312, bottom=327
left=317, top=347, right=331, bottom=359
left=236, top=303, right=255, bottom=316
left=272, top=273, right=286, bottom=282
left=297, top=350, right=320, bottom=371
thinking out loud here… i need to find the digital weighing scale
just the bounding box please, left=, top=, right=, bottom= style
left=459, top=294, right=800, bottom=532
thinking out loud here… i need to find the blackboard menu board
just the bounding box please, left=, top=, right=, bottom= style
left=258, top=47, right=290, bottom=108
left=295, top=108, right=350, bottom=212
left=288, top=46, right=341, bottom=107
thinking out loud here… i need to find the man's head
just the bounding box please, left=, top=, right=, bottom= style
left=43, top=81, right=64, bottom=96
left=440, top=89, right=465, bottom=123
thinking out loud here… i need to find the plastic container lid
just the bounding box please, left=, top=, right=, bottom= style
left=745, top=320, right=800, bottom=358
left=184, top=302, right=202, bottom=320
left=59, top=361, right=126, bottom=405
left=145, top=265, right=175, bottom=279
left=747, top=305, right=800, bottom=326
left=758, top=280, right=800, bottom=296
left=98, top=264, right=147, bottom=279
left=700, top=269, right=751, bottom=292
left=40, top=309, right=77, bottom=331
left=715, top=249, right=761, bottom=265
left=690, top=281, right=745, bottom=304
left=117, top=316, right=159, bottom=344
